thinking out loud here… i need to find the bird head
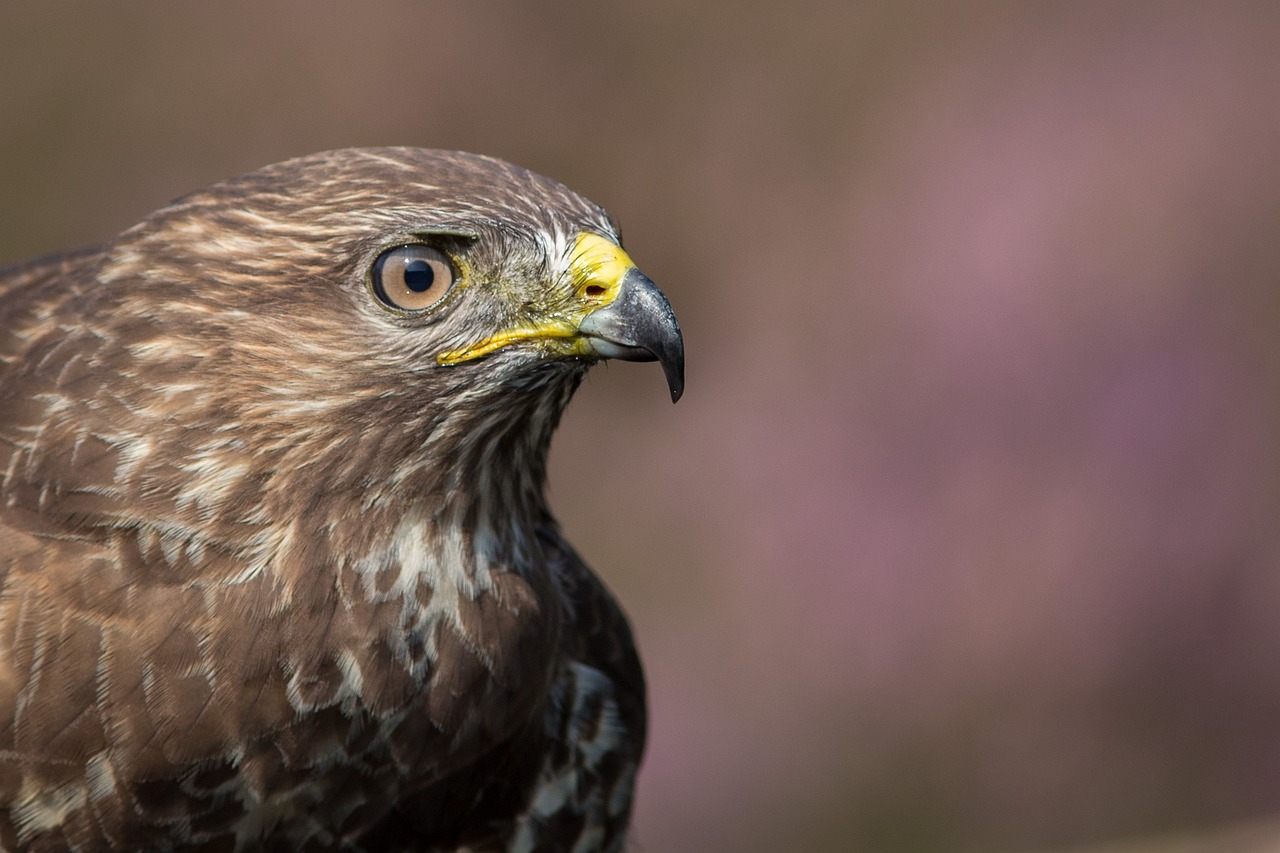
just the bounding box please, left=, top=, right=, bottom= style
left=103, top=147, right=683, bottom=414
left=9, top=149, right=682, bottom=554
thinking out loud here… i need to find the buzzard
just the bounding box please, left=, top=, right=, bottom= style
left=0, top=148, right=683, bottom=852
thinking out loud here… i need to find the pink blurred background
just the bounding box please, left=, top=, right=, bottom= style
left=4, top=3, right=1280, bottom=850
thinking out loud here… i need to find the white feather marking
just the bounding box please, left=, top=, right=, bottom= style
left=336, top=648, right=365, bottom=698
left=11, top=779, right=85, bottom=836
left=84, top=753, right=117, bottom=803
left=113, top=434, right=155, bottom=480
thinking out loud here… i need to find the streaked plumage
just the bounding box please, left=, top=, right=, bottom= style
left=0, top=148, right=683, bottom=851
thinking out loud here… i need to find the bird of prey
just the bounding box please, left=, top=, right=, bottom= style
left=0, top=148, right=683, bottom=852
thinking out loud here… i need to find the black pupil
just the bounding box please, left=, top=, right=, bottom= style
left=403, top=259, right=435, bottom=292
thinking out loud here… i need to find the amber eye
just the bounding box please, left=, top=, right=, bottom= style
left=372, top=244, right=456, bottom=311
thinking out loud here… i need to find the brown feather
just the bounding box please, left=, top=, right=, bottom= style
left=0, top=148, right=652, bottom=851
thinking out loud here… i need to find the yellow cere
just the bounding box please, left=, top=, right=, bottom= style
left=437, top=232, right=636, bottom=366
left=569, top=232, right=635, bottom=305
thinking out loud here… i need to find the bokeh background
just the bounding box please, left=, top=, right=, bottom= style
left=4, top=3, right=1280, bottom=851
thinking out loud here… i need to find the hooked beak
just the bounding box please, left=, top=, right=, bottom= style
left=578, top=267, right=684, bottom=402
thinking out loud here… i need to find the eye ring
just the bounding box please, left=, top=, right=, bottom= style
left=371, top=244, right=456, bottom=312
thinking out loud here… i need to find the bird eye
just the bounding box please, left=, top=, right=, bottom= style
left=372, top=244, right=456, bottom=311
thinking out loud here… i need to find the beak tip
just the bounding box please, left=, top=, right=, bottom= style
left=666, top=364, right=685, bottom=403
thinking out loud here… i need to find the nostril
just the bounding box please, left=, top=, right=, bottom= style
left=584, top=285, right=606, bottom=299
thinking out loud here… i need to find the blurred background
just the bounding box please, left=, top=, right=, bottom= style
left=3, top=2, right=1280, bottom=850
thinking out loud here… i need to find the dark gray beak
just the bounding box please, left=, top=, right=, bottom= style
left=578, top=268, right=685, bottom=402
